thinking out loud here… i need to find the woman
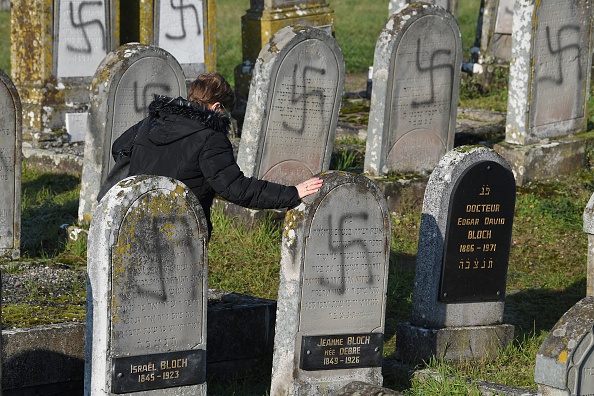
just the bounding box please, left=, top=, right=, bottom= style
left=111, top=72, right=323, bottom=236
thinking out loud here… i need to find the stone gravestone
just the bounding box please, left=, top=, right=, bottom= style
left=234, top=0, right=335, bottom=101
left=365, top=4, right=462, bottom=176
left=11, top=0, right=117, bottom=143
left=85, top=175, right=208, bottom=396
left=389, top=0, right=458, bottom=17
left=475, top=0, right=515, bottom=64
left=237, top=26, right=345, bottom=187
left=134, top=0, right=216, bottom=80
left=78, top=43, right=186, bottom=223
left=0, top=69, right=22, bottom=260
left=495, top=0, right=594, bottom=185
left=584, top=194, right=594, bottom=296
left=270, top=171, right=391, bottom=395
left=534, top=296, right=594, bottom=395
left=397, top=146, right=515, bottom=364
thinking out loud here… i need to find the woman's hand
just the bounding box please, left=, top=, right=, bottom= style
left=296, top=177, right=324, bottom=199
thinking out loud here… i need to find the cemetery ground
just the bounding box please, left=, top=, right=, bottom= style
left=2, top=2, right=594, bottom=394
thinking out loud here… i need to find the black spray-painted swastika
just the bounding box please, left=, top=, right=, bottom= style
left=166, top=0, right=202, bottom=40
left=134, top=82, right=172, bottom=113
left=412, top=38, right=453, bottom=108
left=67, top=1, right=106, bottom=54
left=282, top=64, right=327, bottom=135
left=539, top=25, right=582, bottom=86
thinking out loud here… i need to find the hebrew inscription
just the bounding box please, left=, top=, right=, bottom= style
left=386, top=15, right=457, bottom=172
left=57, top=0, right=108, bottom=78
left=440, top=161, right=515, bottom=303
left=111, top=193, right=206, bottom=359
left=532, top=0, right=589, bottom=127
left=0, top=80, right=15, bottom=249
left=298, top=183, right=388, bottom=335
left=158, top=0, right=205, bottom=65
left=260, top=40, right=340, bottom=186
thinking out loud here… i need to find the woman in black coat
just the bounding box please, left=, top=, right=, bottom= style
left=111, top=73, right=323, bottom=236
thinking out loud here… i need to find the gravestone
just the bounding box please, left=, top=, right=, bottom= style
left=534, top=296, right=594, bottom=395
left=11, top=0, right=117, bottom=143
left=0, top=69, right=22, bottom=260
left=78, top=43, right=186, bottom=224
left=364, top=4, right=462, bottom=176
left=389, top=0, right=458, bottom=17
left=495, top=0, right=594, bottom=185
left=583, top=194, right=594, bottom=296
left=270, top=171, right=391, bottom=395
left=234, top=0, right=335, bottom=101
left=237, top=25, right=345, bottom=187
left=397, top=146, right=515, bottom=364
left=85, top=175, right=208, bottom=396
left=475, top=0, right=515, bottom=64
left=134, top=0, right=216, bottom=80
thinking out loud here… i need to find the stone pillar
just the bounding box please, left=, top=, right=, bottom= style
left=10, top=0, right=117, bottom=145
left=583, top=193, right=594, bottom=296
left=234, top=0, right=335, bottom=105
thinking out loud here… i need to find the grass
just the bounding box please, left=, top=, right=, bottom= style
left=0, top=9, right=8, bottom=74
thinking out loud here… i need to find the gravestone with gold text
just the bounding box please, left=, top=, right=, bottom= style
left=85, top=176, right=208, bottom=396
left=270, top=171, right=391, bottom=395
left=397, top=146, right=515, bottom=364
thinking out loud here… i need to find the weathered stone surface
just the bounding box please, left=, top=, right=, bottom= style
left=506, top=0, right=593, bottom=145
left=78, top=43, right=186, bottom=224
left=2, top=323, right=85, bottom=391
left=271, top=171, right=391, bottom=395
left=494, top=132, right=594, bottom=186
left=0, top=69, right=21, bottom=260
left=396, top=322, right=515, bottom=365
left=535, top=296, right=594, bottom=395
left=86, top=176, right=208, bottom=396
left=332, top=381, right=403, bottom=396
left=389, top=0, right=458, bottom=16
left=237, top=25, right=345, bottom=186
left=365, top=3, right=462, bottom=176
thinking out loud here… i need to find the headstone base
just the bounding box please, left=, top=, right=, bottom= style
left=494, top=132, right=594, bottom=186
left=395, top=322, right=514, bottom=365
left=535, top=385, right=571, bottom=396
left=332, top=381, right=401, bottom=396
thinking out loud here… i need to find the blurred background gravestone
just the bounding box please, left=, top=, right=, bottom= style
left=234, top=0, right=335, bottom=110
left=85, top=176, right=208, bottom=396
left=10, top=0, right=117, bottom=144
left=237, top=25, right=345, bottom=187
left=365, top=4, right=461, bottom=176
left=0, top=69, right=21, bottom=260
left=494, top=0, right=594, bottom=185
left=270, top=171, right=391, bottom=395
left=78, top=44, right=186, bottom=224
left=474, top=0, right=515, bottom=65
left=125, top=0, right=216, bottom=83
left=397, top=146, right=516, bottom=364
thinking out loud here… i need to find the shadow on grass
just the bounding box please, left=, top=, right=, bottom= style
left=21, top=172, right=80, bottom=258
left=504, top=277, right=587, bottom=334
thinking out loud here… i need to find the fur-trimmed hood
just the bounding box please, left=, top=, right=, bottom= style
left=147, top=95, right=231, bottom=145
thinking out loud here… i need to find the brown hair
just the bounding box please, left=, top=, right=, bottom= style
left=188, top=73, right=235, bottom=111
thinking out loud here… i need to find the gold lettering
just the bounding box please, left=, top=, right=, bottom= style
left=467, top=230, right=492, bottom=239
left=465, top=204, right=500, bottom=213
left=318, top=338, right=343, bottom=347
left=457, top=218, right=479, bottom=226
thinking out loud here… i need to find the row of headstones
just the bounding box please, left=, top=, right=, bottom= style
left=85, top=144, right=519, bottom=395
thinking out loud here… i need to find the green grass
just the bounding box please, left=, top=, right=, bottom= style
left=0, top=9, right=9, bottom=74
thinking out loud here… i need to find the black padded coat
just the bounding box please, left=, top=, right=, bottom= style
left=112, top=95, right=301, bottom=235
